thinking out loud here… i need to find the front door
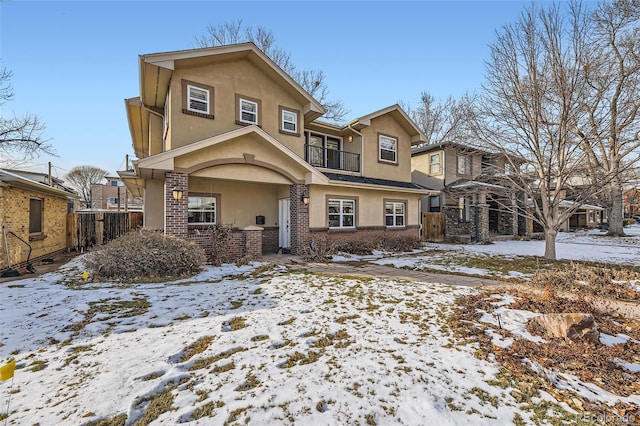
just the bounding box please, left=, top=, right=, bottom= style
left=278, top=198, right=291, bottom=249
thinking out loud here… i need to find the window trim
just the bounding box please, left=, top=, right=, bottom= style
left=29, top=197, right=43, bottom=235
left=236, top=94, right=261, bottom=126
left=187, top=194, right=220, bottom=226
left=384, top=199, right=407, bottom=228
left=279, top=106, right=300, bottom=136
left=181, top=79, right=214, bottom=119
left=429, top=152, right=442, bottom=175
left=327, top=197, right=357, bottom=229
left=378, top=133, right=398, bottom=164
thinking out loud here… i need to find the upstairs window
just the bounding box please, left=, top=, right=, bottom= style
left=29, top=198, right=43, bottom=234
left=181, top=80, right=214, bottom=119
left=188, top=196, right=217, bottom=225
left=379, top=134, right=397, bottom=163
left=239, top=98, right=258, bottom=125
left=188, top=85, right=209, bottom=114
left=385, top=201, right=405, bottom=227
left=328, top=199, right=355, bottom=228
left=458, top=155, right=471, bottom=175
left=429, top=153, right=441, bottom=174
left=280, top=107, right=298, bottom=134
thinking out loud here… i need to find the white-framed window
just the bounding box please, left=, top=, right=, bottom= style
left=239, top=98, right=258, bottom=124
left=29, top=198, right=43, bottom=234
left=429, top=153, right=441, bottom=174
left=328, top=199, right=355, bottom=228
left=188, top=196, right=217, bottom=225
left=458, top=155, right=470, bottom=175
left=459, top=197, right=471, bottom=222
left=385, top=201, right=405, bottom=227
left=281, top=109, right=297, bottom=133
left=429, top=195, right=441, bottom=212
left=187, top=84, right=210, bottom=114
left=379, top=135, right=397, bottom=163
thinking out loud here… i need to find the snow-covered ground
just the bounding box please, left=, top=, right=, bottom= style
left=369, top=224, right=640, bottom=277
left=1, top=227, right=638, bottom=425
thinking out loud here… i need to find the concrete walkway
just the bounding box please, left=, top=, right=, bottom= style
left=263, top=254, right=506, bottom=288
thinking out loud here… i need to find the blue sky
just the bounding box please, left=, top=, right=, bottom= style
left=1, top=0, right=530, bottom=177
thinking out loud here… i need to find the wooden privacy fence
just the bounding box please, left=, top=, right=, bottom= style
left=421, top=212, right=445, bottom=242
left=67, top=212, right=143, bottom=251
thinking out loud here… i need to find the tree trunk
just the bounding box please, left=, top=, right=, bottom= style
left=607, top=185, right=625, bottom=237
left=544, top=228, right=558, bottom=260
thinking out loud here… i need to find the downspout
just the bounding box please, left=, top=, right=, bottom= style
left=347, top=123, right=364, bottom=177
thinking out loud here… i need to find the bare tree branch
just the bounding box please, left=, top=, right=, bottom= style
left=194, top=21, right=348, bottom=122
left=65, top=165, right=107, bottom=208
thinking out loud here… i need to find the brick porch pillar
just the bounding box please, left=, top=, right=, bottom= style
left=242, top=226, right=263, bottom=258
left=290, top=183, right=309, bottom=255
left=165, top=172, right=188, bottom=238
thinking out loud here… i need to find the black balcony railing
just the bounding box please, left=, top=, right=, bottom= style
left=304, top=144, right=360, bottom=172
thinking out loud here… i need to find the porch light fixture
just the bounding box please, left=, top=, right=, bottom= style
left=301, top=194, right=310, bottom=205
left=171, top=186, right=184, bottom=200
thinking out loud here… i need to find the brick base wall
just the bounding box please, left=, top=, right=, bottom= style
left=308, top=226, right=420, bottom=250
left=262, top=227, right=279, bottom=254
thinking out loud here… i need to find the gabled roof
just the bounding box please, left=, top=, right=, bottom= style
left=137, top=42, right=325, bottom=119
left=0, top=169, right=77, bottom=199
left=344, top=104, right=427, bottom=145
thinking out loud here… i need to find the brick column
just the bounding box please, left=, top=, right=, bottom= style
left=165, top=172, right=188, bottom=238
left=242, top=226, right=263, bottom=258
left=290, top=183, right=310, bottom=255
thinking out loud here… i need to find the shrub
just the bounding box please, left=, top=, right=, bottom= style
left=85, top=229, right=206, bottom=281
left=623, top=218, right=636, bottom=226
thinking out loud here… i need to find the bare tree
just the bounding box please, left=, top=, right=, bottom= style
left=403, top=91, right=475, bottom=146
left=194, top=20, right=348, bottom=122
left=0, top=66, right=54, bottom=161
left=473, top=2, right=615, bottom=260
left=65, top=165, right=107, bottom=208
left=574, top=0, right=640, bottom=236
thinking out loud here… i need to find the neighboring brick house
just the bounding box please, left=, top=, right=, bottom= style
left=119, top=43, right=436, bottom=261
left=411, top=142, right=526, bottom=243
left=0, top=169, right=77, bottom=275
left=90, top=176, right=143, bottom=211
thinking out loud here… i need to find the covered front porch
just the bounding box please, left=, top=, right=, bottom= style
left=121, top=126, right=330, bottom=262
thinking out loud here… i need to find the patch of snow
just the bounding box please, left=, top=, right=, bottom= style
left=613, top=358, right=640, bottom=373
left=599, top=333, right=632, bottom=347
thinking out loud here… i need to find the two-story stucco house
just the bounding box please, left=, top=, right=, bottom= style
left=411, top=142, right=526, bottom=243
left=119, top=43, right=434, bottom=261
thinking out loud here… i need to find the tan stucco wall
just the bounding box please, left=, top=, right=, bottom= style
left=411, top=150, right=445, bottom=190
left=189, top=177, right=286, bottom=228
left=168, top=59, right=306, bottom=156
left=174, top=134, right=308, bottom=183
left=144, top=179, right=165, bottom=229
left=308, top=185, right=420, bottom=228
left=0, top=186, right=67, bottom=268
left=361, top=114, right=412, bottom=182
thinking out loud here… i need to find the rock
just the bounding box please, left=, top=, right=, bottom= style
left=534, top=313, right=599, bottom=343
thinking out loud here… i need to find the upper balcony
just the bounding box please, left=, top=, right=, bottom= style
left=304, top=144, right=360, bottom=173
